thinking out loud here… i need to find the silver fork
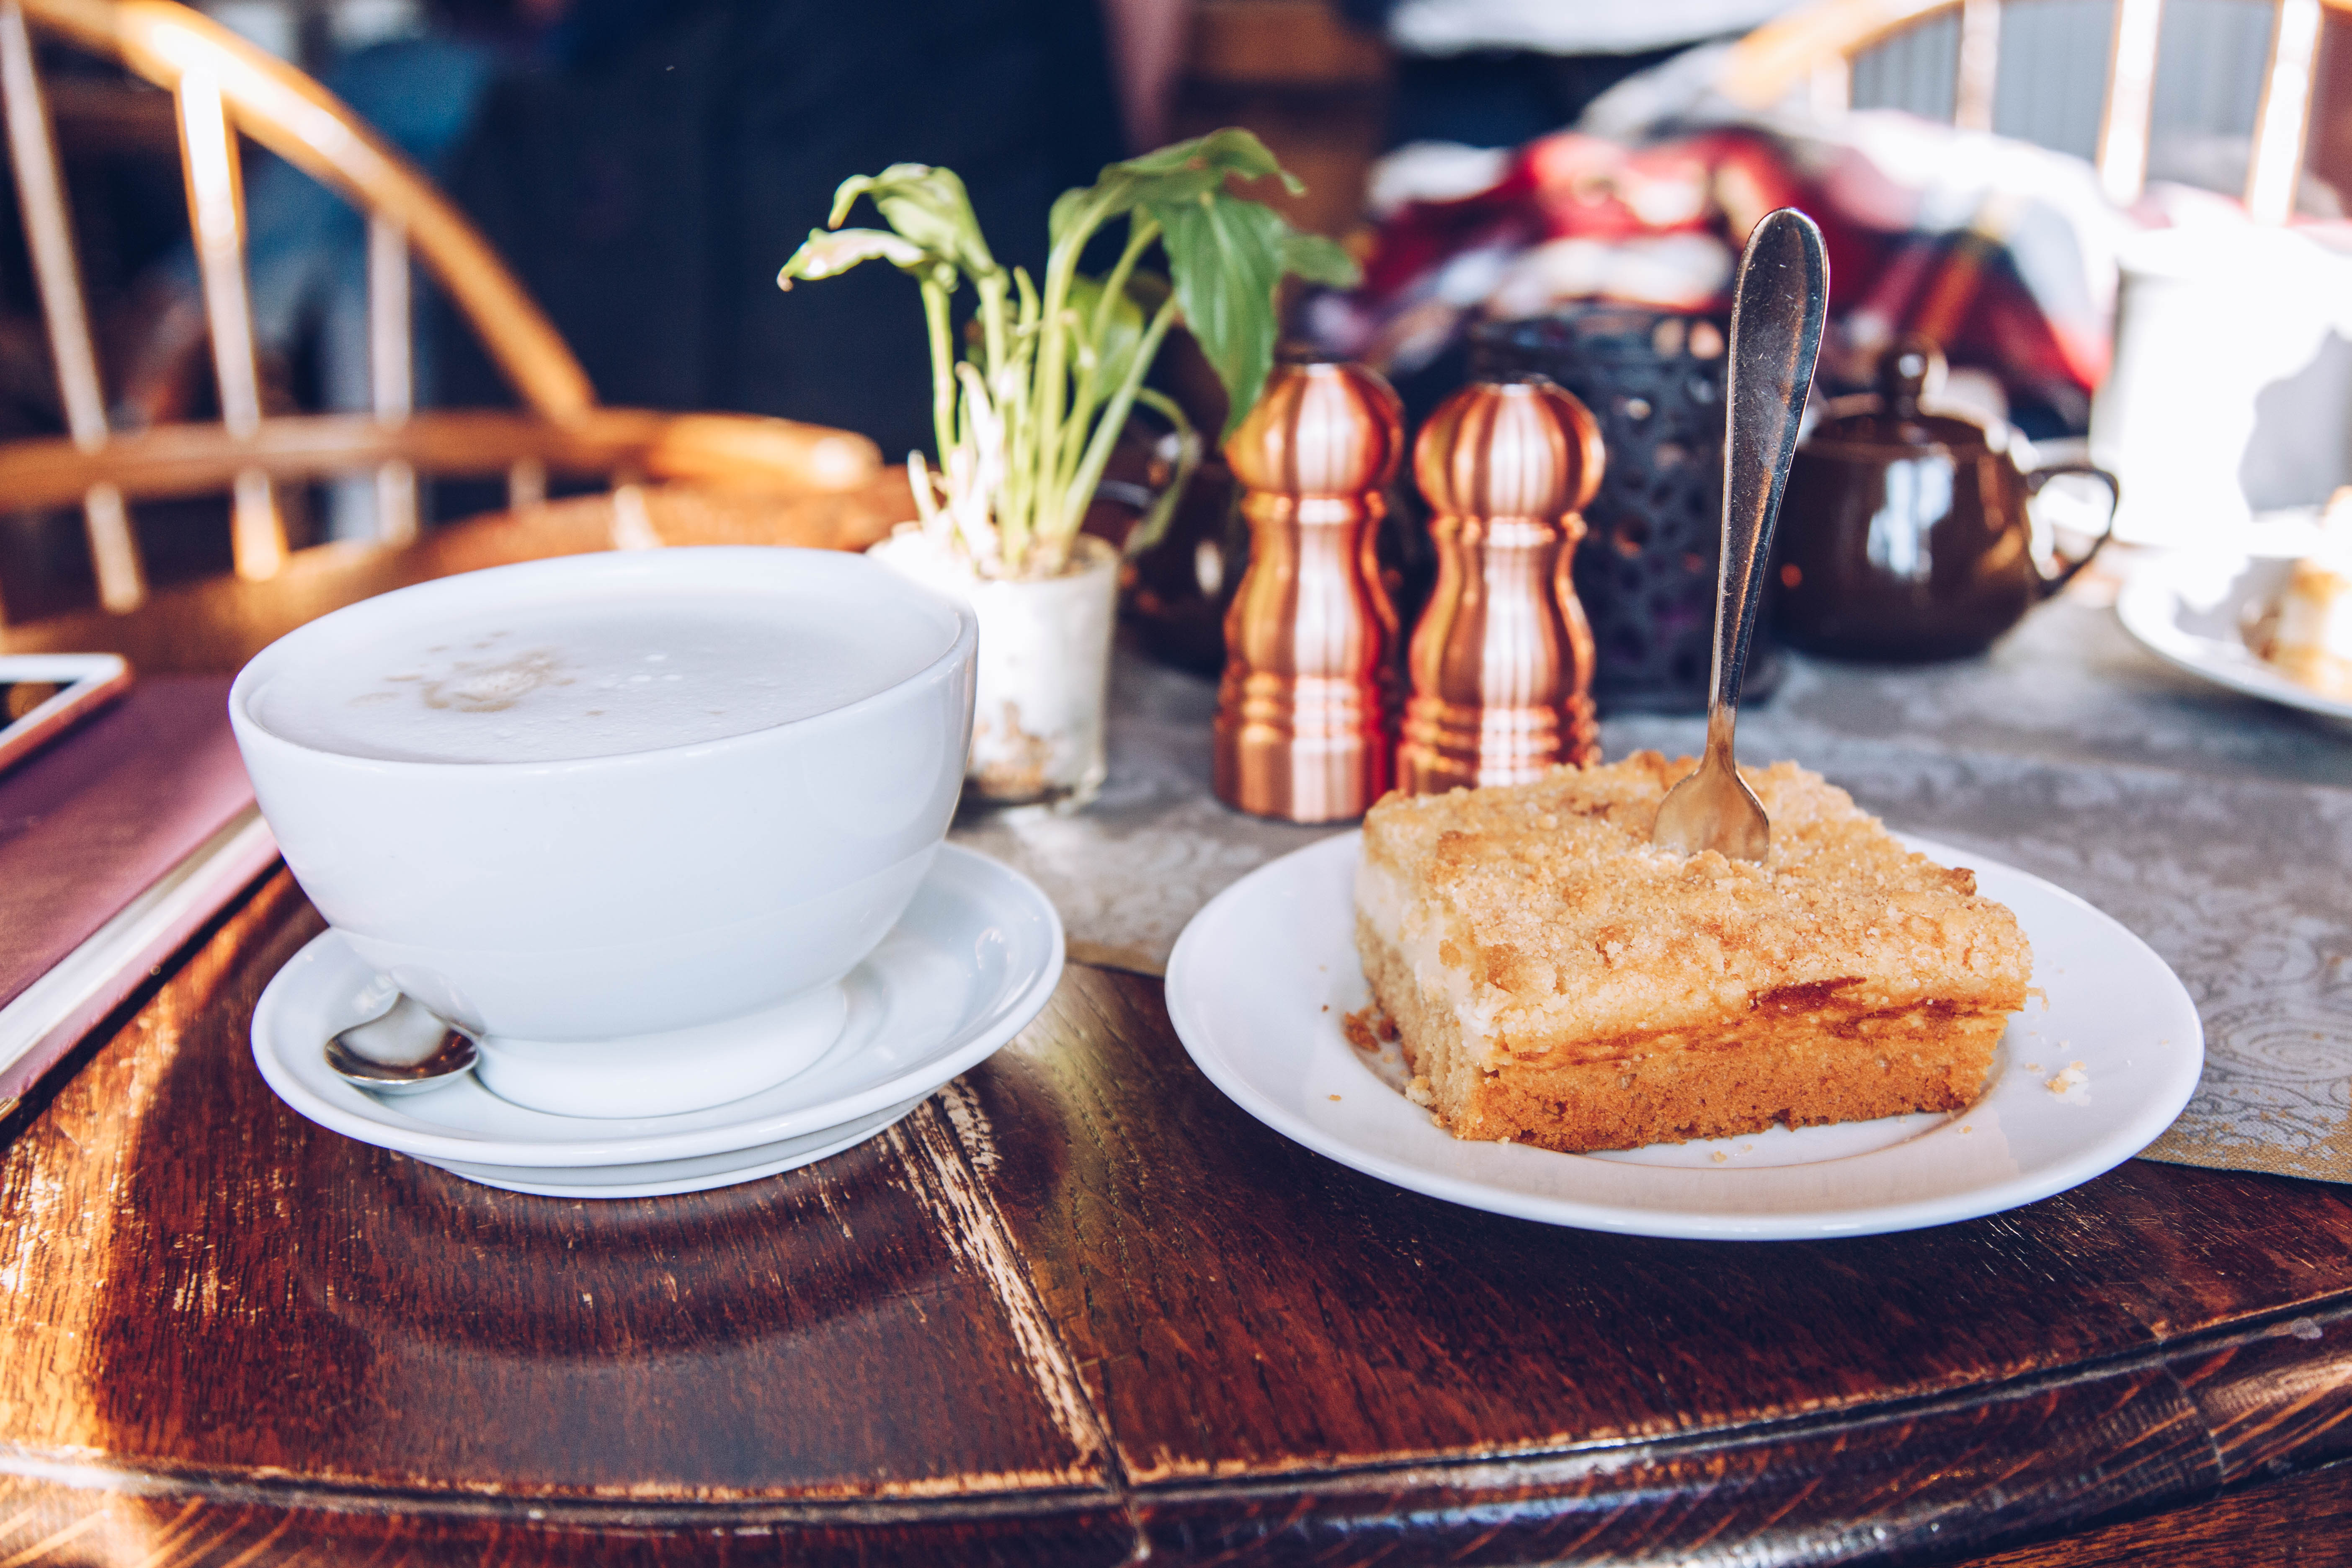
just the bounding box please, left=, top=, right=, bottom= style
left=1652, top=208, right=1829, bottom=862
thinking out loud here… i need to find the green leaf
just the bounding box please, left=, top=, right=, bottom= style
left=1149, top=192, right=1288, bottom=440
left=1047, top=185, right=1102, bottom=253
left=1055, top=127, right=1302, bottom=250
left=1064, top=272, right=1154, bottom=397
left=1045, top=129, right=1357, bottom=437
left=1107, top=127, right=1296, bottom=195
left=830, top=164, right=998, bottom=278
left=1280, top=231, right=1361, bottom=288
left=778, top=227, right=941, bottom=289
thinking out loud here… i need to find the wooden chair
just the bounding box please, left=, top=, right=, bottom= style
left=0, top=0, right=880, bottom=619
left=1718, top=0, right=2346, bottom=222
left=0, top=472, right=923, bottom=671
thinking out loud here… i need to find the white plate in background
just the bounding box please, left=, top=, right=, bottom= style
left=2117, top=530, right=2352, bottom=726
left=1166, top=832, right=2202, bottom=1241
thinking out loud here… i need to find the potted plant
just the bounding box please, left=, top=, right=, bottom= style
left=779, top=129, right=1358, bottom=812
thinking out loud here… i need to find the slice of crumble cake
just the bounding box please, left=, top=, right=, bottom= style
left=1354, top=752, right=2031, bottom=1153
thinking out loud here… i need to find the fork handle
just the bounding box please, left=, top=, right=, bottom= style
left=1710, top=209, right=1829, bottom=734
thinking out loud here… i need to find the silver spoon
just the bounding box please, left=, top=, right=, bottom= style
left=325, top=990, right=479, bottom=1096
left=1653, top=208, right=1829, bottom=863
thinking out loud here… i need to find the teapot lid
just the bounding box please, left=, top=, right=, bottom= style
left=1805, top=336, right=1996, bottom=453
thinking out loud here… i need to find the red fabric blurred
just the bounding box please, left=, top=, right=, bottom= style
left=1313, top=117, right=2134, bottom=426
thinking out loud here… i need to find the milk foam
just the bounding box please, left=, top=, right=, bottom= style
left=252, top=590, right=947, bottom=763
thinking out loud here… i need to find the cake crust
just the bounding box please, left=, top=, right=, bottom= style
left=1355, top=753, right=2030, bottom=1153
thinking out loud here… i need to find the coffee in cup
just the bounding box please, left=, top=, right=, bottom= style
left=250, top=593, right=941, bottom=766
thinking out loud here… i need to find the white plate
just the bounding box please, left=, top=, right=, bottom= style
left=2117, top=540, right=2352, bottom=725
left=253, top=845, right=1063, bottom=1189
left=1166, top=832, right=2203, bottom=1240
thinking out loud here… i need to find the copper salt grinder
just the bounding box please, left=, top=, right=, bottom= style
left=1398, top=378, right=1607, bottom=794
left=1213, top=360, right=1405, bottom=822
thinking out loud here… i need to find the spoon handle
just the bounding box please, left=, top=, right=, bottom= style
left=1708, top=209, right=1829, bottom=748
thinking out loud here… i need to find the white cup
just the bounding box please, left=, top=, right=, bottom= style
left=230, top=547, right=976, bottom=1118
left=2092, top=226, right=2352, bottom=547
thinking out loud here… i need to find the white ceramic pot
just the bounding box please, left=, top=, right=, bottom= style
left=2092, top=226, right=2352, bottom=547
left=867, top=530, right=1118, bottom=813
left=229, top=547, right=976, bottom=1117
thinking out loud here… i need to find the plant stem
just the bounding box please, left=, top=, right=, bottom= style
left=1124, top=384, right=1199, bottom=557
left=1057, top=219, right=1160, bottom=515
left=997, top=361, right=1030, bottom=568
left=994, top=273, right=1042, bottom=570
left=1026, top=192, right=1114, bottom=570
left=1061, top=293, right=1180, bottom=535
left=919, top=275, right=956, bottom=467
left=907, top=448, right=941, bottom=531
left=1091, top=222, right=1157, bottom=345
left=976, top=270, right=1008, bottom=382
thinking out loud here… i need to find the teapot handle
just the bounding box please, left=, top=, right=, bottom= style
left=2022, top=461, right=2120, bottom=599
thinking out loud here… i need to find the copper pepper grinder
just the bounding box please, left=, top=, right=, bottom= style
left=1398, top=378, right=1607, bottom=794
left=1213, top=360, right=1405, bottom=822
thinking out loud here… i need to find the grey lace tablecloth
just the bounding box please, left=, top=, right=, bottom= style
left=949, top=601, right=2352, bottom=1184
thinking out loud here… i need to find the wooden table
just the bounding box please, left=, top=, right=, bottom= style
left=4, top=858, right=2352, bottom=1567
left=5, top=526, right=2349, bottom=1565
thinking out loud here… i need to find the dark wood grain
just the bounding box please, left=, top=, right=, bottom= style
left=955, top=966, right=2352, bottom=1563
left=0, top=1471, right=1134, bottom=1567
left=2174, top=1312, right=2352, bottom=1482
left=959, top=970, right=2352, bottom=1477
left=0, top=872, right=1127, bottom=1561
left=7, top=1467, right=2352, bottom=1568
left=1965, top=1460, right=2352, bottom=1567
left=7, top=882, right=2352, bottom=1565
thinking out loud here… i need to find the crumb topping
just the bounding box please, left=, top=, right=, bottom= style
left=1360, top=751, right=2033, bottom=1061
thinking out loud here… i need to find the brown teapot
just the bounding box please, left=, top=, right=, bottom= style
left=1771, top=339, right=2118, bottom=660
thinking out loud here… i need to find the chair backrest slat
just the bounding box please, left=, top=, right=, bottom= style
left=367, top=212, right=417, bottom=544
left=2247, top=0, right=2324, bottom=222
left=1, top=0, right=100, bottom=445
left=175, top=62, right=284, bottom=580
left=368, top=214, right=410, bottom=420
left=506, top=456, right=546, bottom=513
left=1733, top=0, right=2341, bottom=227
left=175, top=66, right=259, bottom=434
left=0, top=0, right=143, bottom=609
left=77, top=482, right=137, bottom=607
left=1810, top=52, right=1852, bottom=116
left=2096, top=0, right=2165, bottom=206
left=1953, top=0, right=2000, bottom=131
left=228, top=466, right=277, bottom=576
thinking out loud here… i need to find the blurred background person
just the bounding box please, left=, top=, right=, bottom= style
left=435, top=0, right=1124, bottom=468
left=113, top=0, right=1122, bottom=536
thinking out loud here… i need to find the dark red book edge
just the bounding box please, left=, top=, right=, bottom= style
left=0, top=678, right=279, bottom=1115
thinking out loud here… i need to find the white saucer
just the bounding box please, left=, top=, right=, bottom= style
left=1166, top=831, right=2204, bottom=1240
left=2116, top=530, right=2352, bottom=726
left=423, top=1099, right=927, bottom=1198
left=252, top=845, right=1063, bottom=1194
